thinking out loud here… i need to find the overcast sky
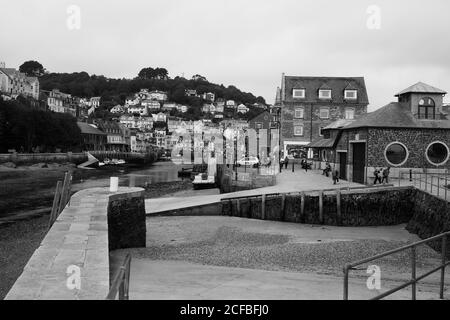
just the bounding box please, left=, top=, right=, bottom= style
left=1, top=0, right=449, bottom=111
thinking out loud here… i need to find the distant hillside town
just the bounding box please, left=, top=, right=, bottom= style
left=0, top=61, right=271, bottom=154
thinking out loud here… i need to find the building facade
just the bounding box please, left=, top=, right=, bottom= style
left=309, top=82, right=450, bottom=184
left=276, top=74, right=369, bottom=157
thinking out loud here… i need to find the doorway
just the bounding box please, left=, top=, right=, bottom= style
left=339, top=152, right=347, bottom=180
left=352, top=143, right=366, bottom=184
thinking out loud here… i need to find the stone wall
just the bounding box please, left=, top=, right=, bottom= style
left=216, top=165, right=276, bottom=193
left=222, top=186, right=416, bottom=227
left=367, top=128, right=450, bottom=169
left=5, top=187, right=146, bottom=300
left=406, top=189, right=450, bottom=255
left=0, top=152, right=88, bottom=165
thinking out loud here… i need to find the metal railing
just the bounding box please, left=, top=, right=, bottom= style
left=343, top=231, right=450, bottom=300
left=106, top=254, right=132, bottom=300
left=399, top=170, right=450, bottom=202
left=48, top=171, right=73, bottom=230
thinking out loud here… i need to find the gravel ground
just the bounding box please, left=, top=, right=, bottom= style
left=127, top=216, right=445, bottom=282
left=0, top=215, right=48, bottom=299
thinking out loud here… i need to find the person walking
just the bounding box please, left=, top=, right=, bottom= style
left=373, top=168, right=382, bottom=185
left=284, top=155, right=289, bottom=169
left=382, top=167, right=390, bottom=184
left=332, top=168, right=340, bottom=185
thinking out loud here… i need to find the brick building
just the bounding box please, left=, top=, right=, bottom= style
left=309, top=82, right=450, bottom=184
left=275, top=74, right=369, bottom=157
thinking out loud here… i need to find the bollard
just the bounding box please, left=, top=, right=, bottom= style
left=110, top=177, right=119, bottom=192
left=292, top=161, right=295, bottom=172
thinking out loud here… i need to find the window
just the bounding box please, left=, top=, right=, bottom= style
left=426, top=142, right=449, bottom=166
left=294, top=125, right=304, bottom=136
left=385, top=142, right=409, bottom=166
left=293, top=89, right=305, bottom=98
left=319, top=90, right=332, bottom=99
left=345, top=108, right=355, bottom=120
left=255, top=122, right=263, bottom=129
left=418, top=97, right=436, bottom=120
left=319, top=107, right=329, bottom=119
left=294, top=107, right=304, bottom=119
left=345, top=90, right=358, bottom=100
left=319, top=127, right=324, bottom=136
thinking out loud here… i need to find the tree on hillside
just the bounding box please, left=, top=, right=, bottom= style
left=19, top=60, right=46, bottom=77
left=192, top=74, right=207, bottom=82
left=138, top=67, right=169, bottom=80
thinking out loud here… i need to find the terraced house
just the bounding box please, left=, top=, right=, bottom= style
left=275, top=74, right=369, bottom=157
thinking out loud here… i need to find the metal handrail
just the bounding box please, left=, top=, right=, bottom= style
left=399, top=170, right=449, bottom=202
left=343, top=231, right=450, bottom=300
left=106, top=254, right=132, bottom=300
left=221, top=184, right=397, bottom=202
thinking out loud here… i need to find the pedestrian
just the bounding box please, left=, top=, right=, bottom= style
left=284, top=155, right=289, bottom=169
left=332, top=168, right=339, bottom=185
left=373, top=168, right=382, bottom=185
left=323, top=162, right=331, bottom=177
left=382, top=167, right=390, bottom=184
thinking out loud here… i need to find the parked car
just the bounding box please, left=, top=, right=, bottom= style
left=237, top=156, right=260, bottom=168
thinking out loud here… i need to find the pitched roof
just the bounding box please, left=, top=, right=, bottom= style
left=307, top=137, right=336, bottom=148
left=77, top=122, right=106, bottom=135
left=283, top=76, right=369, bottom=104
left=395, top=82, right=447, bottom=96
left=323, top=119, right=355, bottom=130
left=344, top=102, right=450, bottom=130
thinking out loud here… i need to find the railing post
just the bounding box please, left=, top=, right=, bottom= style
left=343, top=265, right=349, bottom=300
left=440, top=235, right=447, bottom=300
left=445, top=175, right=448, bottom=202
left=319, top=191, right=324, bottom=224
left=409, top=169, right=412, bottom=182
left=438, top=177, right=440, bottom=198
left=411, top=246, right=417, bottom=300
left=261, top=194, right=266, bottom=220
left=398, top=170, right=401, bottom=187
left=425, top=171, right=428, bottom=192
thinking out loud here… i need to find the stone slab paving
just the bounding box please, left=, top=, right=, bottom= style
left=5, top=187, right=143, bottom=300
left=146, top=170, right=363, bottom=214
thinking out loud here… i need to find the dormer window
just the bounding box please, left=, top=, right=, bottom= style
left=418, top=97, right=436, bottom=120
left=344, top=90, right=358, bottom=100
left=293, top=89, right=305, bottom=99
left=319, top=90, right=332, bottom=99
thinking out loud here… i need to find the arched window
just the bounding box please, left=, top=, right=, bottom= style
left=418, top=97, right=435, bottom=120
left=385, top=142, right=409, bottom=166
left=426, top=141, right=449, bottom=166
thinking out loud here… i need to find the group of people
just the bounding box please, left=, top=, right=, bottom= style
left=323, top=162, right=340, bottom=185
left=373, top=167, right=390, bottom=185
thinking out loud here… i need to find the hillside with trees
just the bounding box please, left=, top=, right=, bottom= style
left=39, top=66, right=267, bottom=109
left=0, top=97, right=82, bottom=153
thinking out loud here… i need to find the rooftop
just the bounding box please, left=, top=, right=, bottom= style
left=344, top=102, right=450, bottom=130
left=395, top=82, right=447, bottom=96
left=282, top=76, right=369, bottom=104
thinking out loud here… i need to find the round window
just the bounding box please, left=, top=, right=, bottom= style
left=385, top=142, right=408, bottom=166
left=426, top=142, right=449, bottom=166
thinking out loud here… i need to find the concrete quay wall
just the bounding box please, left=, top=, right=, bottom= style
left=5, top=187, right=146, bottom=300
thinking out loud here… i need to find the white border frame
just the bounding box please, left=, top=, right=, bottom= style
left=384, top=141, right=409, bottom=167
left=425, top=141, right=450, bottom=166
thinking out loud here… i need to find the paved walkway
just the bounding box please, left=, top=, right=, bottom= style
left=110, top=259, right=443, bottom=300
left=146, top=170, right=363, bottom=214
